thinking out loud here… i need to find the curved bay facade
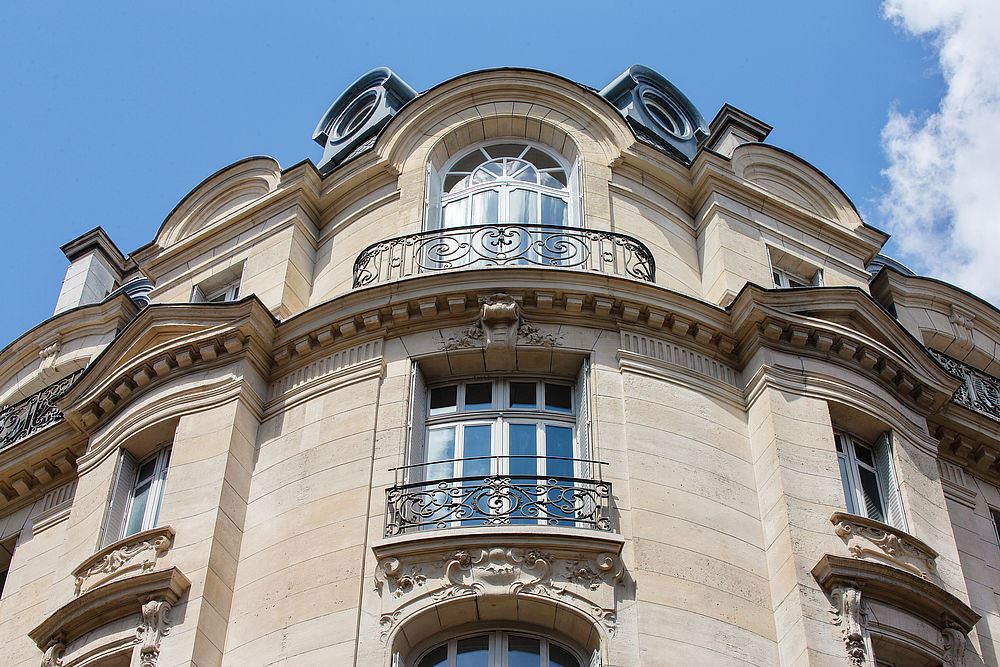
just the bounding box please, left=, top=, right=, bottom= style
left=0, top=65, right=997, bottom=667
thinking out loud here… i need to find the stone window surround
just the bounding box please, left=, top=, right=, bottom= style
left=812, top=554, right=979, bottom=667
left=413, top=629, right=586, bottom=667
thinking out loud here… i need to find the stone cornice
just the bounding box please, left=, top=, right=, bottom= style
left=731, top=286, right=960, bottom=414
left=0, top=294, right=137, bottom=402
left=690, top=151, right=886, bottom=262
left=812, top=553, right=980, bottom=634
left=28, top=566, right=190, bottom=652
left=56, top=298, right=276, bottom=433
left=271, top=269, right=739, bottom=377
left=137, top=188, right=322, bottom=284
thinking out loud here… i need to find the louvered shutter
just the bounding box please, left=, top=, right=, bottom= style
left=407, top=363, right=427, bottom=483
left=873, top=431, right=907, bottom=531
left=589, top=649, right=603, bottom=667
left=100, top=450, right=138, bottom=548
left=574, top=358, right=592, bottom=476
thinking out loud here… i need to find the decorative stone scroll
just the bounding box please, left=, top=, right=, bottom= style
left=40, top=640, right=65, bottom=667
left=830, top=585, right=868, bottom=667
left=373, top=539, right=624, bottom=645
left=73, top=526, right=175, bottom=596
left=136, top=599, right=172, bottom=667
left=831, top=512, right=938, bottom=579
left=942, top=623, right=968, bottom=667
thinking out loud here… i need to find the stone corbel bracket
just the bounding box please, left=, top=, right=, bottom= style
left=830, top=512, right=938, bottom=579
left=29, top=566, right=190, bottom=658
left=372, top=529, right=626, bottom=645
left=73, top=525, right=175, bottom=596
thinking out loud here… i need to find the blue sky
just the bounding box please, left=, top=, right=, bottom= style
left=0, top=2, right=946, bottom=347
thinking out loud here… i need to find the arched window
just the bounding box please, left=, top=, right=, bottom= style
left=417, top=631, right=582, bottom=667
left=435, top=142, right=573, bottom=229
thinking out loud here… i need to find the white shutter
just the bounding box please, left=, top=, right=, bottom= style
left=424, top=163, right=442, bottom=231
left=574, top=358, right=592, bottom=476
left=873, top=431, right=907, bottom=531
left=589, top=649, right=603, bottom=667
left=100, top=450, right=138, bottom=548
left=407, top=362, right=427, bottom=483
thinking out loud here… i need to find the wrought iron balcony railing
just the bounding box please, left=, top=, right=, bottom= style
left=0, top=369, right=84, bottom=453
left=353, top=223, right=656, bottom=288
left=929, top=349, right=1000, bottom=421
left=384, top=456, right=613, bottom=537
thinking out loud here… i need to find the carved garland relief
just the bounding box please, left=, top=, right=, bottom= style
left=831, top=513, right=938, bottom=579
left=443, top=294, right=563, bottom=353
left=73, top=530, right=174, bottom=596
left=374, top=546, right=623, bottom=644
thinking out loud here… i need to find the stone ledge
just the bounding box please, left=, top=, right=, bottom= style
left=29, top=566, right=190, bottom=651
left=373, top=525, right=625, bottom=561
left=811, top=553, right=979, bottom=633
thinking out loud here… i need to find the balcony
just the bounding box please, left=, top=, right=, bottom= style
left=384, top=456, right=614, bottom=537
left=0, top=369, right=84, bottom=453
left=353, top=223, right=656, bottom=288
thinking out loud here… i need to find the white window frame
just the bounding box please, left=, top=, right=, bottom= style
left=432, top=140, right=577, bottom=231
left=772, top=266, right=821, bottom=288
left=414, top=630, right=584, bottom=667
left=421, top=378, right=578, bottom=480
left=835, top=431, right=906, bottom=530
left=202, top=281, right=240, bottom=303
left=103, top=446, right=171, bottom=546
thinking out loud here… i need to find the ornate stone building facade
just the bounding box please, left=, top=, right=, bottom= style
left=0, top=65, right=997, bottom=667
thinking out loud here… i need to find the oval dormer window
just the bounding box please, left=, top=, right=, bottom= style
left=332, top=89, right=380, bottom=141
left=641, top=90, right=691, bottom=140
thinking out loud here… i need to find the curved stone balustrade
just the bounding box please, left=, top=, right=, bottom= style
left=830, top=512, right=938, bottom=579
left=352, top=223, right=656, bottom=288
left=72, top=525, right=175, bottom=596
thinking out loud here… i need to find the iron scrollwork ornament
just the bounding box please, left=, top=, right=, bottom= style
left=0, top=370, right=83, bottom=452
left=353, top=223, right=655, bottom=288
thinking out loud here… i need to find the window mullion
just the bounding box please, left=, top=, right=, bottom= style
left=846, top=438, right=868, bottom=518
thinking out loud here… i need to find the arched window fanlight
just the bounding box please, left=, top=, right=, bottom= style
left=417, top=631, right=582, bottom=667
left=437, top=142, right=572, bottom=229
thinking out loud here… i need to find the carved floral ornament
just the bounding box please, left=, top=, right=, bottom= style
left=73, top=526, right=175, bottom=596
left=443, top=293, right=563, bottom=353
left=373, top=546, right=624, bottom=644
left=830, top=512, right=938, bottom=579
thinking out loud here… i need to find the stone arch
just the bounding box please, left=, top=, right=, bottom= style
left=387, top=594, right=607, bottom=667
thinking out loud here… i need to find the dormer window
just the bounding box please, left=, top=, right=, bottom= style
left=435, top=142, right=573, bottom=230
left=191, top=261, right=244, bottom=304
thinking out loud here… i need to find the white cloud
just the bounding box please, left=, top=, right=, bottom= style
left=880, top=0, right=1000, bottom=304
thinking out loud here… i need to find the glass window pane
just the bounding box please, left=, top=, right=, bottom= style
left=510, top=382, right=537, bottom=408
left=835, top=435, right=844, bottom=453
left=453, top=150, right=487, bottom=173
left=462, top=425, right=493, bottom=478
left=858, top=467, right=885, bottom=522
left=508, top=635, right=541, bottom=667
left=545, top=425, right=574, bottom=477
left=549, top=644, right=580, bottom=667
left=125, top=482, right=151, bottom=537
left=524, top=147, right=560, bottom=170
left=539, top=170, right=568, bottom=188
left=456, top=635, right=490, bottom=667
left=426, top=427, right=456, bottom=480
left=136, top=459, right=157, bottom=484
left=485, top=143, right=525, bottom=158
left=545, top=384, right=572, bottom=413
left=430, top=386, right=458, bottom=415
left=509, top=424, right=538, bottom=476
left=418, top=645, right=448, bottom=667
left=855, top=442, right=875, bottom=467
left=541, top=195, right=567, bottom=226
left=510, top=162, right=537, bottom=183
left=471, top=190, right=499, bottom=225
left=508, top=189, right=538, bottom=224
left=444, top=173, right=469, bottom=193
left=443, top=198, right=468, bottom=229
left=465, top=382, right=493, bottom=410
left=837, top=455, right=856, bottom=514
